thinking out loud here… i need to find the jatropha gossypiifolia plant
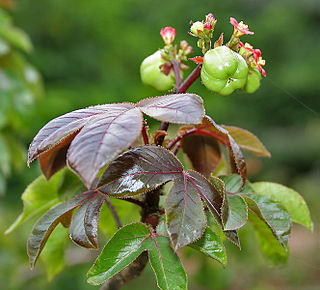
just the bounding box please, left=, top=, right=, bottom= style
left=6, top=13, right=312, bottom=290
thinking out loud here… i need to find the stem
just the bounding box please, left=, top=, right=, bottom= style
left=141, top=122, right=149, bottom=145
left=123, top=197, right=144, bottom=208
left=156, top=64, right=202, bottom=146
left=104, top=197, right=122, bottom=229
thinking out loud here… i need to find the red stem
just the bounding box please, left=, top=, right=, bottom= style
left=141, top=123, right=149, bottom=145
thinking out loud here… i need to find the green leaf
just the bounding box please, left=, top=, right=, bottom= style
left=245, top=194, right=291, bottom=249
left=246, top=197, right=289, bottom=266
left=220, top=174, right=254, bottom=194
left=27, top=191, right=97, bottom=268
left=40, top=223, right=68, bottom=281
left=222, top=125, right=271, bottom=157
left=181, top=133, right=221, bottom=177
left=5, top=170, right=66, bottom=234
left=0, top=24, right=33, bottom=53
left=190, top=227, right=227, bottom=266
left=0, top=133, right=11, bottom=176
left=87, top=223, right=187, bottom=290
left=251, top=182, right=313, bottom=231
left=222, top=193, right=248, bottom=230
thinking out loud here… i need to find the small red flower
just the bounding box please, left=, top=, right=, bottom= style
left=253, top=48, right=266, bottom=77
left=203, top=22, right=212, bottom=31
left=230, top=17, right=254, bottom=37
left=205, top=13, right=215, bottom=23
left=160, top=27, right=176, bottom=45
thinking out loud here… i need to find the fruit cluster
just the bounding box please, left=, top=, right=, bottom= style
left=140, top=13, right=266, bottom=95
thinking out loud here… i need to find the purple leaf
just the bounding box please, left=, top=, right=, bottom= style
left=97, top=146, right=183, bottom=197
left=137, top=93, right=205, bottom=124
left=165, top=173, right=207, bottom=250
left=67, top=105, right=143, bottom=188
left=69, top=193, right=105, bottom=248
left=27, top=191, right=97, bottom=268
left=182, top=134, right=221, bottom=177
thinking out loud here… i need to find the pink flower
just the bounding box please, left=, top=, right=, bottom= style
left=205, top=13, right=215, bottom=23
left=203, top=22, right=212, bottom=31
left=230, top=17, right=254, bottom=37
left=160, top=27, right=176, bottom=45
left=253, top=48, right=266, bottom=77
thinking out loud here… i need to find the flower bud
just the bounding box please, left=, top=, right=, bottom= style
left=160, top=27, right=176, bottom=45
left=190, top=21, right=204, bottom=36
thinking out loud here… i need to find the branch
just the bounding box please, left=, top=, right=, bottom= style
left=104, top=197, right=122, bottom=229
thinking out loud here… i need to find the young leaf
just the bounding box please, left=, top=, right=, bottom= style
left=5, top=170, right=66, bottom=234
left=137, top=93, right=204, bottom=124
left=222, top=193, right=248, bottom=231
left=181, top=133, right=221, bottom=177
left=220, top=174, right=255, bottom=194
left=245, top=194, right=291, bottom=249
left=222, top=125, right=271, bottom=157
left=190, top=227, right=227, bottom=266
left=246, top=200, right=289, bottom=265
left=27, top=191, right=97, bottom=268
left=165, top=173, right=207, bottom=250
left=196, top=116, right=247, bottom=186
left=40, top=224, right=68, bottom=281
left=87, top=223, right=187, bottom=290
left=97, top=146, right=183, bottom=197
left=69, top=193, right=105, bottom=248
left=251, top=182, right=313, bottom=231
left=67, top=105, right=143, bottom=188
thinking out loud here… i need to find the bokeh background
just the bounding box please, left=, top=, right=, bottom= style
left=1, top=0, right=319, bottom=289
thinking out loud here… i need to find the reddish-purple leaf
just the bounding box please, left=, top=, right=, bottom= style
left=38, top=132, right=78, bottom=180
left=27, top=191, right=96, bottom=268
left=196, top=116, right=247, bottom=186
left=28, top=104, right=121, bottom=165
left=97, top=146, right=183, bottom=197
left=69, top=193, right=104, bottom=248
left=182, top=134, right=221, bottom=177
left=67, top=105, right=143, bottom=188
left=137, top=93, right=205, bottom=124
left=165, top=172, right=207, bottom=250
left=222, top=125, right=271, bottom=157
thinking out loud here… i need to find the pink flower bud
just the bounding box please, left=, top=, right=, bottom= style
left=205, top=13, right=215, bottom=23
left=160, top=27, right=176, bottom=45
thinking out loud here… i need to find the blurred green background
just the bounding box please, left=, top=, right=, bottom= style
left=1, top=0, right=319, bottom=289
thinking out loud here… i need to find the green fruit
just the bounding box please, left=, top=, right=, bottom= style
left=244, top=68, right=261, bottom=93
left=140, top=50, right=175, bottom=91
left=201, top=46, right=248, bottom=96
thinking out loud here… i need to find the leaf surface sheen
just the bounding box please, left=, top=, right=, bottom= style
left=67, top=105, right=143, bottom=188
left=87, top=223, right=187, bottom=290
left=97, top=145, right=183, bottom=197
left=137, top=93, right=204, bottom=124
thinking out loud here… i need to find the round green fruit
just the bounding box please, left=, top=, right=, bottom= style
left=140, top=50, right=175, bottom=91
left=201, top=46, right=248, bottom=96
left=244, top=68, right=261, bottom=93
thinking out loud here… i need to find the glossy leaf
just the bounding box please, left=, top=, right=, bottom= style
left=190, top=227, right=227, bottom=266
left=222, top=193, right=248, bottom=231
left=40, top=224, right=68, bottom=281
left=222, top=125, right=271, bottom=157
left=137, top=93, right=204, bottom=124
left=246, top=198, right=289, bottom=265
left=251, top=182, right=313, bottom=231
left=67, top=105, right=143, bottom=188
left=181, top=133, right=221, bottom=177
left=220, top=174, right=255, bottom=194
left=5, top=170, right=66, bottom=234
left=245, top=194, right=291, bottom=249
left=165, top=172, right=207, bottom=250
left=97, top=146, right=183, bottom=197
left=196, top=116, right=247, bottom=186
left=27, top=191, right=97, bottom=268
left=87, top=223, right=187, bottom=290
left=69, top=193, right=105, bottom=248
